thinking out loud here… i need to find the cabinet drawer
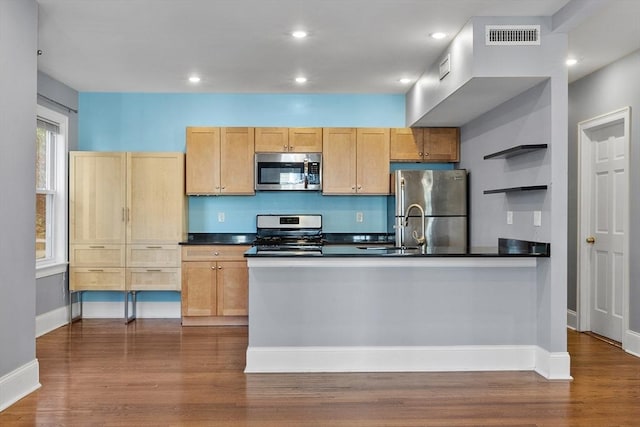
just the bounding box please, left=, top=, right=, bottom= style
left=127, top=244, right=180, bottom=267
left=181, top=245, right=251, bottom=261
left=70, top=244, right=125, bottom=267
left=127, top=267, right=181, bottom=291
left=70, top=267, right=125, bottom=291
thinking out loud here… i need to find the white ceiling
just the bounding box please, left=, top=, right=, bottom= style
left=36, top=0, right=640, bottom=94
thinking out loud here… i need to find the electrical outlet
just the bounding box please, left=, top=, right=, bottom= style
left=533, top=211, right=541, bottom=227
left=356, top=212, right=364, bottom=223
left=506, top=211, right=513, bottom=225
left=218, top=212, right=225, bottom=222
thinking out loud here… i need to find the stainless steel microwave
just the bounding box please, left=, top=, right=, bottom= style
left=255, top=153, right=322, bottom=191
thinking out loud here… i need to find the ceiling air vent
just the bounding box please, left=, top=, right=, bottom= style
left=485, top=25, right=540, bottom=46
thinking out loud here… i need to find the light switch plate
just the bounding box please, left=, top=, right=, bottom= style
left=218, top=212, right=225, bottom=222
left=356, top=212, right=364, bottom=222
left=507, top=211, right=513, bottom=225
left=533, top=211, right=541, bottom=227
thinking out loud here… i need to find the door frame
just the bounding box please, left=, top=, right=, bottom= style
left=577, top=107, right=630, bottom=349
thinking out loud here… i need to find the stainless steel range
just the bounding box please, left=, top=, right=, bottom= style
left=254, top=214, right=323, bottom=255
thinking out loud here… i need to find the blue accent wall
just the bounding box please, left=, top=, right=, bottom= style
left=78, top=92, right=453, bottom=302
left=79, top=93, right=406, bottom=151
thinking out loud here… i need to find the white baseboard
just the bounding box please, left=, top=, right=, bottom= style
left=36, top=306, right=69, bottom=338
left=81, top=301, right=180, bottom=319
left=0, top=359, right=40, bottom=412
left=534, top=347, right=572, bottom=380
left=624, top=329, right=640, bottom=357
left=567, top=309, right=577, bottom=330
left=245, top=345, right=572, bottom=379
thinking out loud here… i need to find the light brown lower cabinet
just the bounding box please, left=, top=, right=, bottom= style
left=181, top=245, right=250, bottom=326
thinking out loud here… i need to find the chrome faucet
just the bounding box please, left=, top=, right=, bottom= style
left=404, top=203, right=426, bottom=249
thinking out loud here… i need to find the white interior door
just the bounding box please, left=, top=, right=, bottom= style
left=578, top=108, right=630, bottom=344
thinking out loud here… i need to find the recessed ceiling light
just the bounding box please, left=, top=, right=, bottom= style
left=188, top=75, right=201, bottom=83
left=291, top=30, right=308, bottom=39
left=399, top=78, right=412, bottom=84
left=566, top=58, right=578, bottom=66
left=430, top=32, right=447, bottom=40
left=295, top=76, right=307, bottom=84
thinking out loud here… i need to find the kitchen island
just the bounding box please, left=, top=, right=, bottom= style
left=244, top=240, right=570, bottom=380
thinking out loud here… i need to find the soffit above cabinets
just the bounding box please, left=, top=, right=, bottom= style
left=410, top=76, right=547, bottom=127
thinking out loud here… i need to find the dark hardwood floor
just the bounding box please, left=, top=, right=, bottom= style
left=2, top=320, right=640, bottom=426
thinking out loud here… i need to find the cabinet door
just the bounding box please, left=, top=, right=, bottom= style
left=220, top=127, right=255, bottom=194
left=217, top=261, right=248, bottom=316
left=186, top=127, right=220, bottom=195
left=181, top=262, right=216, bottom=317
left=69, top=152, right=126, bottom=244
left=289, top=128, right=323, bottom=152
left=356, top=128, right=390, bottom=194
left=322, top=128, right=357, bottom=194
left=424, top=128, right=459, bottom=162
left=127, top=152, right=185, bottom=244
left=255, top=127, right=288, bottom=152
left=390, top=128, right=424, bottom=161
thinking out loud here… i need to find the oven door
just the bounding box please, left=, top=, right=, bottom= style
left=255, top=153, right=322, bottom=191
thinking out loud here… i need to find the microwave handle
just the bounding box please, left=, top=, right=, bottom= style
left=303, top=158, right=309, bottom=189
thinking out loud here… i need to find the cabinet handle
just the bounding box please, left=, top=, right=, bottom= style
left=211, top=266, right=215, bottom=270
left=221, top=186, right=225, bottom=190
left=127, top=208, right=130, bottom=222
left=419, top=152, right=424, bottom=156
left=289, top=146, right=294, bottom=151
left=424, top=152, right=430, bottom=157
left=218, top=266, right=222, bottom=270
left=88, top=269, right=104, bottom=272
left=351, top=186, right=356, bottom=190
left=146, top=246, right=162, bottom=249
left=146, top=269, right=162, bottom=272
left=357, top=185, right=362, bottom=190
left=283, top=145, right=288, bottom=151
left=122, top=207, right=126, bottom=222
left=215, top=186, right=220, bottom=189
left=213, top=252, right=219, bottom=256
left=89, top=245, right=105, bottom=249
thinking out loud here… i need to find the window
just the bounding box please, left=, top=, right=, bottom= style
left=36, top=105, right=68, bottom=278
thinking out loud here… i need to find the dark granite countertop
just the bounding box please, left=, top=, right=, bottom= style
left=323, top=233, right=395, bottom=244
left=244, top=238, right=550, bottom=258
left=181, top=233, right=256, bottom=245
left=183, top=234, right=549, bottom=258
left=181, top=232, right=394, bottom=245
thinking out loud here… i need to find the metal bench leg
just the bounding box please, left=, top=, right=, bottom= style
left=125, top=290, right=137, bottom=324
left=69, top=290, right=83, bottom=325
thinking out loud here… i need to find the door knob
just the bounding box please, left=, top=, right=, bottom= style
left=586, top=236, right=596, bottom=244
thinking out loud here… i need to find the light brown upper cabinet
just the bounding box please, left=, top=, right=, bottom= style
left=390, top=127, right=459, bottom=162
left=288, top=128, right=323, bottom=152
left=323, top=127, right=390, bottom=195
left=186, top=127, right=255, bottom=195
left=255, top=127, right=322, bottom=152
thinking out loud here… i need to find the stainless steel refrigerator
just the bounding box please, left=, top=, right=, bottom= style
left=389, top=169, right=468, bottom=248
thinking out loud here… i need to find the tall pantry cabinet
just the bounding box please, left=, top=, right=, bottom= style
left=69, top=152, right=187, bottom=321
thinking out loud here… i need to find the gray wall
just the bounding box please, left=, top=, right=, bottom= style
left=0, top=0, right=38, bottom=376
left=568, top=49, right=640, bottom=332
left=460, top=81, right=552, bottom=247
left=36, top=71, right=78, bottom=316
